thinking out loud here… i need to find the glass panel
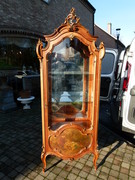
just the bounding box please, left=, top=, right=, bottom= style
left=101, top=53, right=115, bottom=74
left=48, top=38, right=90, bottom=128
left=0, top=37, right=39, bottom=72
left=0, top=37, right=40, bottom=99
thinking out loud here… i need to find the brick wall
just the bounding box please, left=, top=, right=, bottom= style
left=0, top=0, right=95, bottom=37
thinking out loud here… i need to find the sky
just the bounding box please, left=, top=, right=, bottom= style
left=89, top=0, right=135, bottom=46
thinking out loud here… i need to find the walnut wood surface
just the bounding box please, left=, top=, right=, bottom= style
left=36, top=8, right=105, bottom=172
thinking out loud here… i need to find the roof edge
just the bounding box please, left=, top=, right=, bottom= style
left=95, top=24, right=117, bottom=40
left=79, top=0, right=96, bottom=13
left=95, top=24, right=125, bottom=47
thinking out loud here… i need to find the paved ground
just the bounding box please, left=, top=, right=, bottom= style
left=0, top=98, right=135, bottom=180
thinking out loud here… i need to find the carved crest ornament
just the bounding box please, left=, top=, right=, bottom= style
left=36, top=8, right=105, bottom=172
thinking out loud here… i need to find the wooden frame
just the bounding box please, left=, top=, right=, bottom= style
left=36, top=8, right=105, bottom=172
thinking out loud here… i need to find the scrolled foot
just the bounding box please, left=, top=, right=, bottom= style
left=93, top=150, right=99, bottom=170
left=41, top=146, right=47, bottom=172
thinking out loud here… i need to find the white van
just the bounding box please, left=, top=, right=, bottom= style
left=118, top=38, right=135, bottom=134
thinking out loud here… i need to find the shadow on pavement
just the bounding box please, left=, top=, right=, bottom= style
left=97, top=140, right=123, bottom=169
left=0, top=98, right=125, bottom=178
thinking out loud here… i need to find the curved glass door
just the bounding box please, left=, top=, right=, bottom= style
left=48, top=38, right=90, bottom=130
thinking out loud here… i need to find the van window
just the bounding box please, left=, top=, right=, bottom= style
left=101, top=53, right=115, bottom=74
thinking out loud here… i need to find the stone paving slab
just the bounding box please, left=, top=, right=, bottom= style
left=0, top=99, right=135, bottom=179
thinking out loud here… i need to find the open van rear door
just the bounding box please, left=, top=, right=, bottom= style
left=119, top=38, right=135, bottom=134
left=100, top=49, right=118, bottom=101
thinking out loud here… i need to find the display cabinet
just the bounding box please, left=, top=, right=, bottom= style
left=36, top=8, right=105, bottom=171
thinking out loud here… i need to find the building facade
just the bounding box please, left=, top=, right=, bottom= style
left=0, top=0, right=95, bottom=103
left=0, top=0, right=95, bottom=77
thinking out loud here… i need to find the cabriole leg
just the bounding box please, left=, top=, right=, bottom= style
left=93, top=150, right=99, bottom=170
